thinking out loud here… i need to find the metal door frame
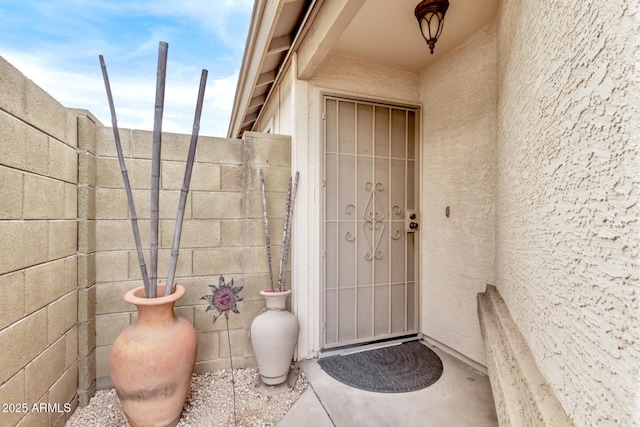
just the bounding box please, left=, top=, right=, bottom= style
left=320, top=93, right=421, bottom=350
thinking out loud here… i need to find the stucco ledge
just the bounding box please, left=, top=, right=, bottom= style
left=477, top=285, right=573, bottom=427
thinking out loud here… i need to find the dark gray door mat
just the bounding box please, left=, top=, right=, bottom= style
left=317, top=341, right=443, bottom=393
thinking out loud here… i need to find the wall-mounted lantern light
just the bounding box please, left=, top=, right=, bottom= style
left=414, top=0, right=449, bottom=54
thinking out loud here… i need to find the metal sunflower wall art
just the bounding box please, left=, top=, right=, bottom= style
left=201, top=275, right=243, bottom=322
left=200, top=275, right=243, bottom=426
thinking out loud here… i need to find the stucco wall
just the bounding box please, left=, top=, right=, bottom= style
left=495, top=0, right=640, bottom=425
left=419, top=24, right=497, bottom=365
left=258, top=53, right=421, bottom=134
left=0, top=56, right=80, bottom=426
left=93, top=130, right=291, bottom=389
left=312, top=53, right=421, bottom=105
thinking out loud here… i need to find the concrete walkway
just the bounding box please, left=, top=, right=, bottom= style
left=278, top=341, right=498, bottom=427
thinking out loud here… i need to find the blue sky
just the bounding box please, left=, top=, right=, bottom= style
left=0, top=0, right=253, bottom=136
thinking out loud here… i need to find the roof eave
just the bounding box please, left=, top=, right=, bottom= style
left=228, top=0, right=308, bottom=139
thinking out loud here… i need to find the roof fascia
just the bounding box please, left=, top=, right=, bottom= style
left=227, top=0, right=288, bottom=138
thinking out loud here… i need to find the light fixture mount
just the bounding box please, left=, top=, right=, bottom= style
left=414, top=0, right=449, bottom=54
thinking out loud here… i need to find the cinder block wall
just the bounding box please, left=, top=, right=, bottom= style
left=1, top=54, right=293, bottom=424
left=0, top=56, right=80, bottom=426
left=93, top=129, right=292, bottom=389
left=76, top=110, right=99, bottom=407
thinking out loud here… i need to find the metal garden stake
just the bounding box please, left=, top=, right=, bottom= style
left=201, top=276, right=243, bottom=426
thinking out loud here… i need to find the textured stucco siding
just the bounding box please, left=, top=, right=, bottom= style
left=420, top=24, right=497, bottom=365
left=312, top=53, right=421, bottom=105
left=495, top=0, right=640, bottom=425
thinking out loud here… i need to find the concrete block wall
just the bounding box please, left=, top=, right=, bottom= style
left=75, top=110, right=99, bottom=406
left=0, top=56, right=80, bottom=427
left=1, top=54, right=293, bottom=423
left=93, top=130, right=292, bottom=389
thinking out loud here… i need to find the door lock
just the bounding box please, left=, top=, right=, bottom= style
left=406, top=210, right=419, bottom=232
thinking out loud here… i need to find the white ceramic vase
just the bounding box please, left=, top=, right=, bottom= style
left=250, top=289, right=299, bottom=385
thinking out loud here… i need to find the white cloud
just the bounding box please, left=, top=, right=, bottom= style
left=80, top=0, right=253, bottom=49
left=0, top=1, right=252, bottom=137
left=3, top=51, right=239, bottom=137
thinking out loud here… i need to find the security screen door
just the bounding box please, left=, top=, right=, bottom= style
left=323, top=96, right=418, bottom=348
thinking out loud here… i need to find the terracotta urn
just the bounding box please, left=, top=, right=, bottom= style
left=109, top=284, right=197, bottom=427
left=250, top=289, right=299, bottom=385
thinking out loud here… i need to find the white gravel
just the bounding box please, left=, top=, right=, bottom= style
left=66, top=366, right=308, bottom=427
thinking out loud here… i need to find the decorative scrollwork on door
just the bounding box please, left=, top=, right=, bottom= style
left=341, top=183, right=392, bottom=259
left=391, top=206, right=402, bottom=241
left=344, top=204, right=356, bottom=242
left=363, top=182, right=385, bottom=261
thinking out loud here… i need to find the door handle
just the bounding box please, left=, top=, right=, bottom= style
left=406, top=210, right=419, bottom=232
